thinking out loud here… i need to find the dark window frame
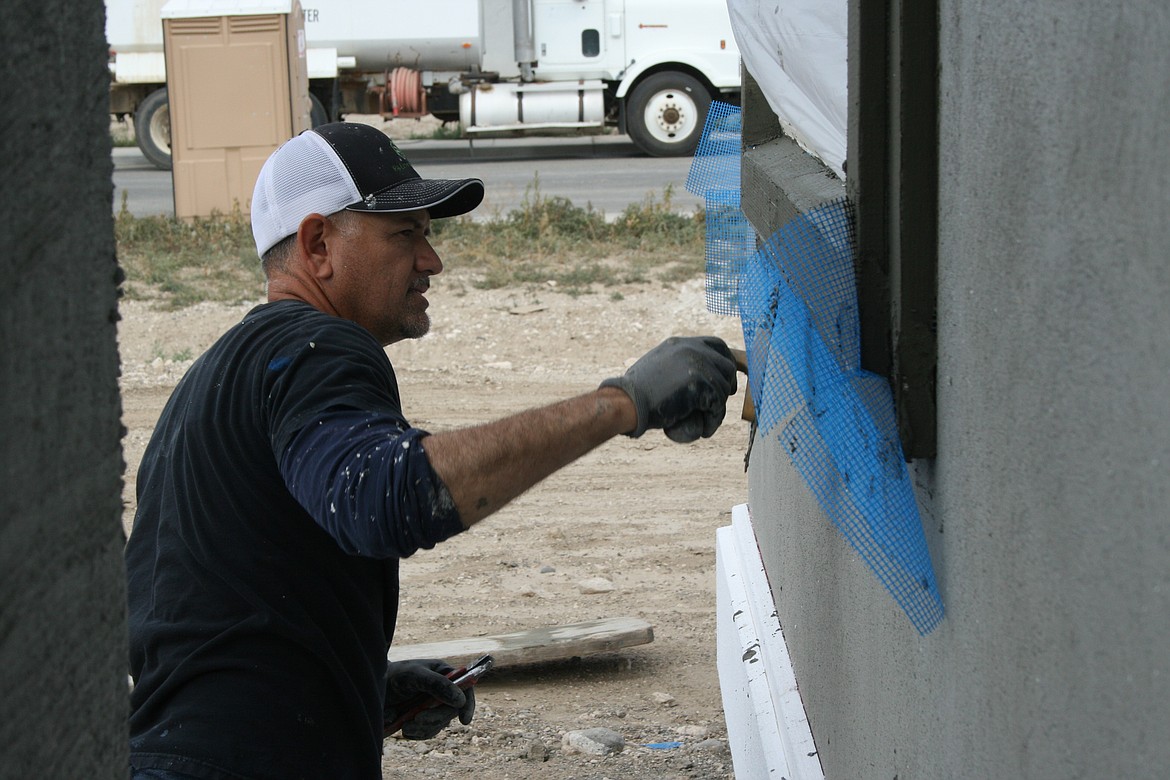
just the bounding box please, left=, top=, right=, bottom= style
left=739, top=0, right=938, bottom=459
left=848, top=0, right=939, bottom=459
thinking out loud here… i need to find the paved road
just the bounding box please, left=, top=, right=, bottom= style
left=111, top=135, right=705, bottom=221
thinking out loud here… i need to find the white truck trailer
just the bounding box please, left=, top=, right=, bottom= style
left=106, top=0, right=741, bottom=168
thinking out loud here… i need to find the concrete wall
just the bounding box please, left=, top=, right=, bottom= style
left=742, top=0, right=1170, bottom=777
left=0, top=1, right=129, bottom=776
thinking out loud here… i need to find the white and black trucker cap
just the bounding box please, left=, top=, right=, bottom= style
left=251, top=122, right=484, bottom=258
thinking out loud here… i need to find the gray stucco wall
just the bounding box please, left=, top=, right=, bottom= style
left=745, top=1, right=1170, bottom=777
left=0, top=1, right=129, bottom=776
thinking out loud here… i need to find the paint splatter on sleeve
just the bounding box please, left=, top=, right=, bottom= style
left=279, top=410, right=465, bottom=558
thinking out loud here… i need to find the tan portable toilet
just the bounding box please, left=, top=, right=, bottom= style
left=161, top=0, right=310, bottom=220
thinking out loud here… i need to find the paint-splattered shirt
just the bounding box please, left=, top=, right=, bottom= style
left=126, top=300, right=464, bottom=779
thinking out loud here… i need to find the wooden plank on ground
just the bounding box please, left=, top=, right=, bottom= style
left=387, top=616, right=654, bottom=669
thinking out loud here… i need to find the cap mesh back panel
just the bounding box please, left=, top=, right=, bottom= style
left=251, top=132, right=361, bottom=257
left=689, top=110, right=944, bottom=634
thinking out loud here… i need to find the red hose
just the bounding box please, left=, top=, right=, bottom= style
left=389, top=67, right=423, bottom=115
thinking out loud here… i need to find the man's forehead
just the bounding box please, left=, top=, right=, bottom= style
left=357, top=209, right=431, bottom=229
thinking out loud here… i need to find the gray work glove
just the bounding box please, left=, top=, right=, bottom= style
left=600, top=336, right=737, bottom=442
left=383, top=659, right=475, bottom=740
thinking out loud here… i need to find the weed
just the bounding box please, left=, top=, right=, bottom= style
left=114, top=181, right=706, bottom=308
left=115, top=199, right=265, bottom=309
left=431, top=122, right=464, bottom=141
left=111, top=120, right=137, bottom=148
left=408, top=121, right=464, bottom=141
left=150, top=343, right=195, bottom=362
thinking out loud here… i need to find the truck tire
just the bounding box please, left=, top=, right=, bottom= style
left=135, top=88, right=173, bottom=171
left=626, top=72, right=711, bottom=157
left=310, top=91, right=329, bottom=127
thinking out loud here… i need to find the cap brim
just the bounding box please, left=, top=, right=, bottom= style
left=346, top=177, right=484, bottom=219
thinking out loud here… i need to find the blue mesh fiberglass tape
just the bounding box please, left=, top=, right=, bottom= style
left=686, top=101, right=742, bottom=195
left=690, top=104, right=945, bottom=634
left=740, top=204, right=945, bottom=634
left=703, top=189, right=754, bottom=315
left=687, top=103, right=749, bottom=315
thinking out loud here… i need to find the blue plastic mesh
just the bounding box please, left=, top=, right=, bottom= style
left=686, top=101, right=742, bottom=195
left=688, top=109, right=945, bottom=634
left=703, top=189, right=754, bottom=314
left=686, top=103, right=751, bottom=315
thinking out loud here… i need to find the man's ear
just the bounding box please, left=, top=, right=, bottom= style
left=296, top=213, right=334, bottom=280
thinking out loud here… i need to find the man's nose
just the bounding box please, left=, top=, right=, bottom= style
left=417, top=238, right=443, bottom=275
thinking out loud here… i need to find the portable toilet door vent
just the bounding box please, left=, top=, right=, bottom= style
left=161, top=0, right=310, bottom=220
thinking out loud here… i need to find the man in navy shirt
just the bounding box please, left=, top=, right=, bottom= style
left=126, top=122, right=736, bottom=779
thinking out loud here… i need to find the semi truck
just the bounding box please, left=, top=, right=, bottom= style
left=106, top=0, right=741, bottom=169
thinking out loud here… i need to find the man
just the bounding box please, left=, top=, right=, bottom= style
left=126, top=122, right=736, bottom=779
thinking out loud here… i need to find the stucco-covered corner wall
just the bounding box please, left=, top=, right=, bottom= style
left=745, top=1, right=1170, bottom=777
left=0, top=0, right=129, bottom=775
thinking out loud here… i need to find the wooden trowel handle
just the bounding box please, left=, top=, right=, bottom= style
left=728, top=348, right=755, bottom=423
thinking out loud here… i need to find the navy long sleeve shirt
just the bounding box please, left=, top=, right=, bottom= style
left=126, top=301, right=464, bottom=780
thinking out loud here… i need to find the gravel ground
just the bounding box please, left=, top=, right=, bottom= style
left=118, top=268, right=750, bottom=779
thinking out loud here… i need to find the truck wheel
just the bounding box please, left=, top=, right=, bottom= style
left=135, top=88, right=172, bottom=171
left=309, top=92, right=329, bottom=127
left=626, top=72, right=711, bottom=157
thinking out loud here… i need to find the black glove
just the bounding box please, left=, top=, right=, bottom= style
left=383, top=659, right=476, bottom=740
left=600, top=336, right=737, bottom=442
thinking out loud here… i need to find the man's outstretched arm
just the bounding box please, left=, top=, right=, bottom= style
left=421, top=386, right=636, bottom=527
left=422, top=336, right=737, bottom=528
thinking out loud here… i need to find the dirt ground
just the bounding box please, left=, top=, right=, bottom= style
left=118, top=270, right=750, bottom=779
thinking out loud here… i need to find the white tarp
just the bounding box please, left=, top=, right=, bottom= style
left=726, top=0, right=847, bottom=179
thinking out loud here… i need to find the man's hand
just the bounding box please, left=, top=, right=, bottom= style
left=383, top=659, right=475, bottom=739
left=600, top=336, right=737, bottom=441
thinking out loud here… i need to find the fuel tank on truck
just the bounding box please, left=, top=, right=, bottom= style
left=302, top=0, right=484, bottom=72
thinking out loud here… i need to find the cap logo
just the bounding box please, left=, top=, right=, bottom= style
left=364, top=193, right=377, bottom=208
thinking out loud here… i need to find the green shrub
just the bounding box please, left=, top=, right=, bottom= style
left=114, top=181, right=706, bottom=307
left=115, top=199, right=264, bottom=309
